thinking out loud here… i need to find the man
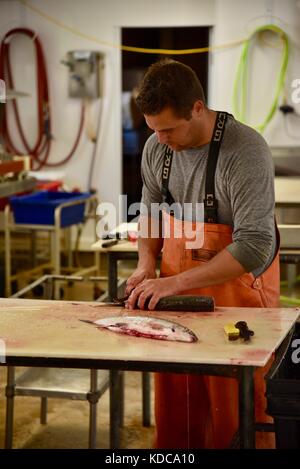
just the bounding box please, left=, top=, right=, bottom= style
left=125, top=58, right=279, bottom=448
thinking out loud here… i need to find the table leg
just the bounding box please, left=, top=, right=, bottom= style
left=108, top=253, right=118, bottom=301
left=88, top=369, right=98, bottom=449
left=119, top=371, right=125, bottom=428
left=40, top=397, right=48, bottom=424
left=239, top=366, right=255, bottom=448
left=5, top=366, right=15, bottom=449
left=110, top=370, right=122, bottom=448
left=108, top=253, right=125, bottom=439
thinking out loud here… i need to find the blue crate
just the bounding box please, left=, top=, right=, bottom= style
left=9, top=191, right=90, bottom=227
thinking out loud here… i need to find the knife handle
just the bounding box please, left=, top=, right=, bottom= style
left=102, top=239, right=119, bottom=248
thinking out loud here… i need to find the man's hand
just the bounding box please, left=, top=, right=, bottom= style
left=126, top=276, right=181, bottom=311
left=125, top=215, right=163, bottom=302
left=125, top=267, right=157, bottom=297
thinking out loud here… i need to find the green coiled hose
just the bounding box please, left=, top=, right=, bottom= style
left=232, top=24, right=289, bottom=133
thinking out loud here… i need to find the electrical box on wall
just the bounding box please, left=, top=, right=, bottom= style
left=63, top=51, right=104, bottom=99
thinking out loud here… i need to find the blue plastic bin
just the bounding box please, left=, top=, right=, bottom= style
left=9, top=191, right=90, bottom=227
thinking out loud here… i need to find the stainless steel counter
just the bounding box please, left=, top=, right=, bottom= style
left=0, top=177, right=36, bottom=198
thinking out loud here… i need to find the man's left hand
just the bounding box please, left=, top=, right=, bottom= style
left=126, top=276, right=180, bottom=310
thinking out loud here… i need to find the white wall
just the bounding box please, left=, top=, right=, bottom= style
left=1, top=0, right=300, bottom=246
left=210, top=0, right=300, bottom=144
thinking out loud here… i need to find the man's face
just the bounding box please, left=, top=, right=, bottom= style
left=144, top=103, right=203, bottom=151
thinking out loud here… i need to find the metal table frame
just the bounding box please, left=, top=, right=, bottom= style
left=3, top=351, right=257, bottom=449
left=4, top=327, right=297, bottom=449
left=4, top=194, right=100, bottom=297
left=1, top=298, right=297, bottom=449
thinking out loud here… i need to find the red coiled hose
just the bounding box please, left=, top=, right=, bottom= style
left=0, top=28, right=84, bottom=169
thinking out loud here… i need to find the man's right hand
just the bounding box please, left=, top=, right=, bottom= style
left=125, top=267, right=157, bottom=296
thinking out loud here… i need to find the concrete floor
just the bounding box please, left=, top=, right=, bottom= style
left=0, top=368, right=155, bottom=449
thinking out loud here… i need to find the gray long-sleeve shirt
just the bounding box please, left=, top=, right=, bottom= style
left=140, top=114, right=277, bottom=276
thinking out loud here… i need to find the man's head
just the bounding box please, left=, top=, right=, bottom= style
left=136, top=58, right=206, bottom=120
left=136, top=59, right=210, bottom=151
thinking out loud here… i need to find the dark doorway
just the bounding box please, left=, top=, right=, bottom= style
left=121, top=26, right=210, bottom=221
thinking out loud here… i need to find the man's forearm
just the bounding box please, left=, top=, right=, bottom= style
left=176, top=248, right=246, bottom=292
left=137, top=215, right=163, bottom=269
left=137, top=236, right=163, bottom=270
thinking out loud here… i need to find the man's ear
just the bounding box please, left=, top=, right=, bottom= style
left=192, top=100, right=205, bottom=117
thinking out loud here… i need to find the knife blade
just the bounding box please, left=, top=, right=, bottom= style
left=94, top=296, right=129, bottom=307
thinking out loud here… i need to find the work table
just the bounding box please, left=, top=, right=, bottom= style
left=0, top=297, right=298, bottom=449
left=0, top=297, right=298, bottom=367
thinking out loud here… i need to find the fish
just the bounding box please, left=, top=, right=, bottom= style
left=80, top=315, right=198, bottom=343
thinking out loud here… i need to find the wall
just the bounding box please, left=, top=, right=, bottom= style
left=1, top=0, right=300, bottom=246
left=210, top=0, right=300, bottom=144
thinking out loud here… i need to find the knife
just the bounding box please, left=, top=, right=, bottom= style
left=95, top=296, right=129, bottom=307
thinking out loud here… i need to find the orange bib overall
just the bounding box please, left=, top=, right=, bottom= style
left=154, top=112, right=280, bottom=449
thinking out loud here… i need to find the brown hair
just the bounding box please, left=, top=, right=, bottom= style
left=136, top=58, right=206, bottom=119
